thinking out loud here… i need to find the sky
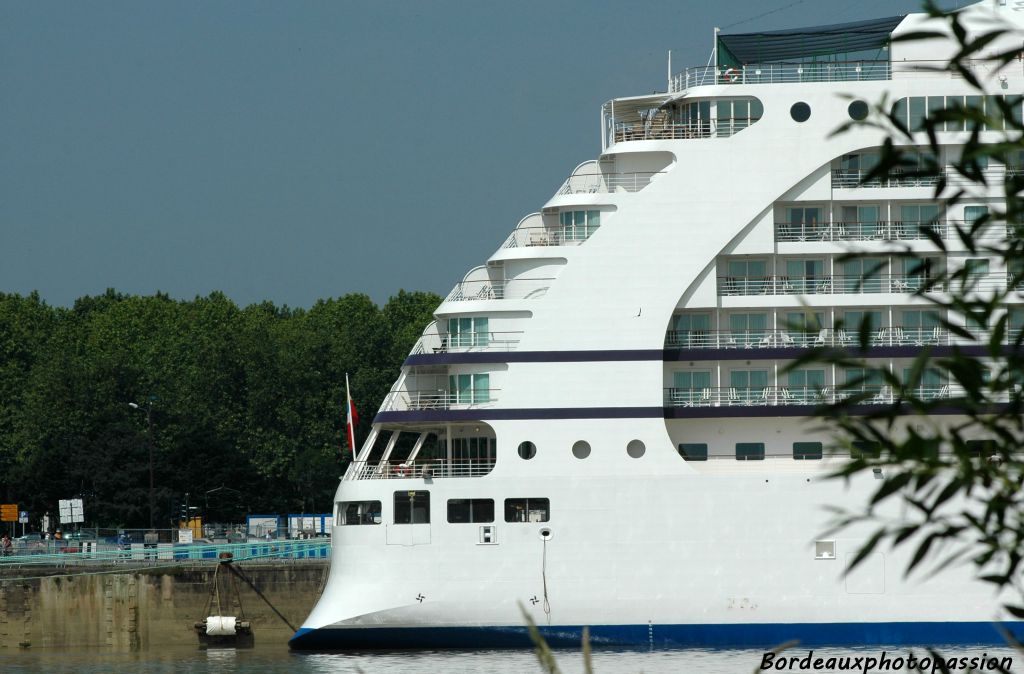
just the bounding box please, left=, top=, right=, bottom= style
left=0, top=0, right=957, bottom=308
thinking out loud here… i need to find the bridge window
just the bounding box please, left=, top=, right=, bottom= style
left=447, top=499, right=495, bottom=523
left=505, top=498, right=550, bottom=523
left=394, top=490, right=430, bottom=524
left=339, top=501, right=381, bottom=525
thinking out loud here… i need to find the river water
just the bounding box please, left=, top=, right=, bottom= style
left=0, top=644, right=1019, bottom=673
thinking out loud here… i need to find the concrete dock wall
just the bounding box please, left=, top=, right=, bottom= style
left=0, top=562, right=327, bottom=650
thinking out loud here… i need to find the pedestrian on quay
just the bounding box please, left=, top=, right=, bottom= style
left=1, top=532, right=12, bottom=556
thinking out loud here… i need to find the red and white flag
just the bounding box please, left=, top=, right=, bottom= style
left=345, top=373, right=359, bottom=456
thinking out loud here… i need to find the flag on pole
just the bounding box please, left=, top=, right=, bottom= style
left=345, top=374, right=359, bottom=456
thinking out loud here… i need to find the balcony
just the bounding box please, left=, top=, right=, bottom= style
left=555, top=171, right=662, bottom=196
left=500, top=226, right=591, bottom=249
left=445, top=278, right=554, bottom=302
left=663, top=385, right=952, bottom=408
left=411, top=331, right=522, bottom=355
left=612, top=119, right=755, bottom=143
left=380, top=389, right=499, bottom=412
left=832, top=167, right=1003, bottom=190
left=349, top=458, right=495, bottom=480
left=775, top=220, right=947, bottom=243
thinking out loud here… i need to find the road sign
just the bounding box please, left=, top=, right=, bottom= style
left=58, top=498, right=84, bottom=524
left=18, top=511, right=28, bottom=524
left=0, top=504, right=17, bottom=522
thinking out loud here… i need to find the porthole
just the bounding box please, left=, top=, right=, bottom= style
left=848, top=100, right=869, bottom=121
left=626, top=439, right=646, bottom=458
left=571, top=440, right=591, bottom=459
left=790, top=102, right=811, bottom=123
left=517, top=441, right=537, bottom=460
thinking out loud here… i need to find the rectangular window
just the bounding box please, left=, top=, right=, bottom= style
left=504, top=498, right=550, bottom=523
left=900, top=309, right=942, bottom=345
left=784, top=258, right=826, bottom=293
left=671, top=370, right=712, bottom=405
left=851, top=441, right=881, bottom=459
left=447, top=316, right=489, bottom=348
left=784, top=207, right=823, bottom=240
left=394, top=491, right=430, bottom=524
left=340, top=500, right=382, bottom=525
left=944, top=96, right=966, bottom=132
left=727, top=313, right=768, bottom=346
left=964, top=205, right=988, bottom=225
left=736, top=442, right=765, bottom=461
left=678, top=443, right=708, bottom=461
left=909, top=96, right=926, bottom=130
left=966, top=439, right=996, bottom=457
left=448, top=373, right=491, bottom=404
left=560, top=210, right=600, bottom=241
left=840, top=204, right=881, bottom=239
left=793, top=442, right=823, bottom=460
left=670, top=313, right=711, bottom=347
left=845, top=367, right=885, bottom=394
left=964, top=258, right=990, bottom=279
left=898, top=203, right=940, bottom=238
left=784, top=311, right=826, bottom=346
left=725, top=259, right=768, bottom=294
left=447, top=499, right=495, bottom=523
left=840, top=257, right=885, bottom=293
left=787, top=369, right=826, bottom=403
left=730, top=369, right=769, bottom=404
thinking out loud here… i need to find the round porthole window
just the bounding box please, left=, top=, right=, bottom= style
left=518, top=441, right=537, bottom=460
left=790, top=102, right=811, bottom=123
left=626, top=439, right=646, bottom=458
left=848, top=100, right=869, bottom=121
left=572, top=440, right=591, bottom=459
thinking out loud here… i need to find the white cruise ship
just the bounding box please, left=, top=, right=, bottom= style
left=291, top=1, right=1024, bottom=649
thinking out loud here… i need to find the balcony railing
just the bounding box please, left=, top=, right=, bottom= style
left=556, top=172, right=662, bottom=196
left=380, top=389, right=499, bottom=412
left=714, top=274, right=994, bottom=296
left=669, top=60, right=891, bottom=92
left=348, top=458, right=495, bottom=480
left=444, top=278, right=555, bottom=302
left=411, top=331, right=522, bottom=355
left=665, top=327, right=1022, bottom=349
left=612, top=119, right=756, bottom=143
left=501, top=226, right=593, bottom=248
left=775, top=220, right=947, bottom=242
left=664, top=385, right=953, bottom=408
left=832, top=167, right=1003, bottom=190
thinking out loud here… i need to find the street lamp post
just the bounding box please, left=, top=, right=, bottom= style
left=128, top=400, right=155, bottom=530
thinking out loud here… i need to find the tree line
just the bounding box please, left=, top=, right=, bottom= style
left=0, top=288, right=440, bottom=528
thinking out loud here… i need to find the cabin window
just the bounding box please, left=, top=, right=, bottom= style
left=793, top=442, right=823, bottom=460
left=447, top=499, right=495, bottom=524
left=735, top=442, right=765, bottom=461
left=518, top=441, right=537, bottom=460
left=815, top=540, right=836, bottom=560
left=339, top=501, right=381, bottom=525
left=848, top=100, right=868, bottom=121
left=393, top=491, right=430, bottom=524
left=559, top=210, right=600, bottom=241
left=505, top=498, right=550, bottom=523
left=448, top=373, right=491, bottom=404
left=626, top=439, right=646, bottom=459
left=571, top=440, right=591, bottom=459
left=678, top=443, right=708, bottom=461
left=964, top=258, right=990, bottom=280
left=966, top=439, right=996, bottom=457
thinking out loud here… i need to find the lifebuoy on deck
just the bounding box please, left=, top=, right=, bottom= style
left=724, top=68, right=741, bottom=83
left=394, top=463, right=411, bottom=477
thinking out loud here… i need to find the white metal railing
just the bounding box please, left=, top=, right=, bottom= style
left=501, top=226, right=594, bottom=248
left=349, top=459, right=496, bottom=480
left=445, top=278, right=555, bottom=302
left=713, top=274, right=1017, bottom=296
left=612, top=119, right=756, bottom=143
left=411, top=331, right=522, bottom=355
left=775, top=220, right=947, bottom=242
left=556, top=172, right=662, bottom=196
left=665, top=327, right=1019, bottom=349
left=832, top=167, right=1004, bottom=189
left=379, top=389, right=500, bottom=412
left=669, top=60, right=891, bottom=92
left=664, top=385, right=955, bottom=408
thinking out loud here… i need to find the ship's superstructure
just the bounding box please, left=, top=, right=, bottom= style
left=292, top=1, right=1024, bottom=649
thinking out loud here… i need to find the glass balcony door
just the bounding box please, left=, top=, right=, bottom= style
left=729, top=369, right=769, bottom=404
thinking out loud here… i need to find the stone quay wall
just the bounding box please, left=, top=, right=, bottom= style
left=0, top=561, right=327, bottom=650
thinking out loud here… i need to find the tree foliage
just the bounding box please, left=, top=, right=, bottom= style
left=0, top=288, right=440, bottom=526
left=798, top=1, right=1024, bottom=619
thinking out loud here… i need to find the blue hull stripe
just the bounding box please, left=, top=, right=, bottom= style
left=289, top=621, right=1024, bottom=650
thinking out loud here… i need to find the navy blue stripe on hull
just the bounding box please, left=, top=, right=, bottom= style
left=289, top=621, right=1024, bottom=651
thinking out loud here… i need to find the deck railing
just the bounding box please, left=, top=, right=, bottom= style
left=348, top=459, right=495, bottom=480
left=445, top=278, right=555, bottom=302
left=411, top=331, right=522, bottom=355
left=379, top=389, right=499, bottom=412
left=715, top=274, right=1013, bottom=296
left=832, top=167, right=1003, bottom=189
left=669, top=60, right=891, bottom=92
left=664, top=385, right=954, bottom=408
left=612, top=119, right=756, bottom=143
left=0, top=539, right=330, bottom=566
left=555, top=172, right=662, bottom=195
left=666, top=327, right=1021, bottom=349
left=501, top=226, right=593, bottom=248
left=775, top=220, right=947, bottom=242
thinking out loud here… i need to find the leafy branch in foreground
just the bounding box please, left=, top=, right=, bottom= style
left=798, top=0, right=1024, bottom=618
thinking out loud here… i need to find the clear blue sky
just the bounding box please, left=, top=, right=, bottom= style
left=1, top=0, right=948, bottom=307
